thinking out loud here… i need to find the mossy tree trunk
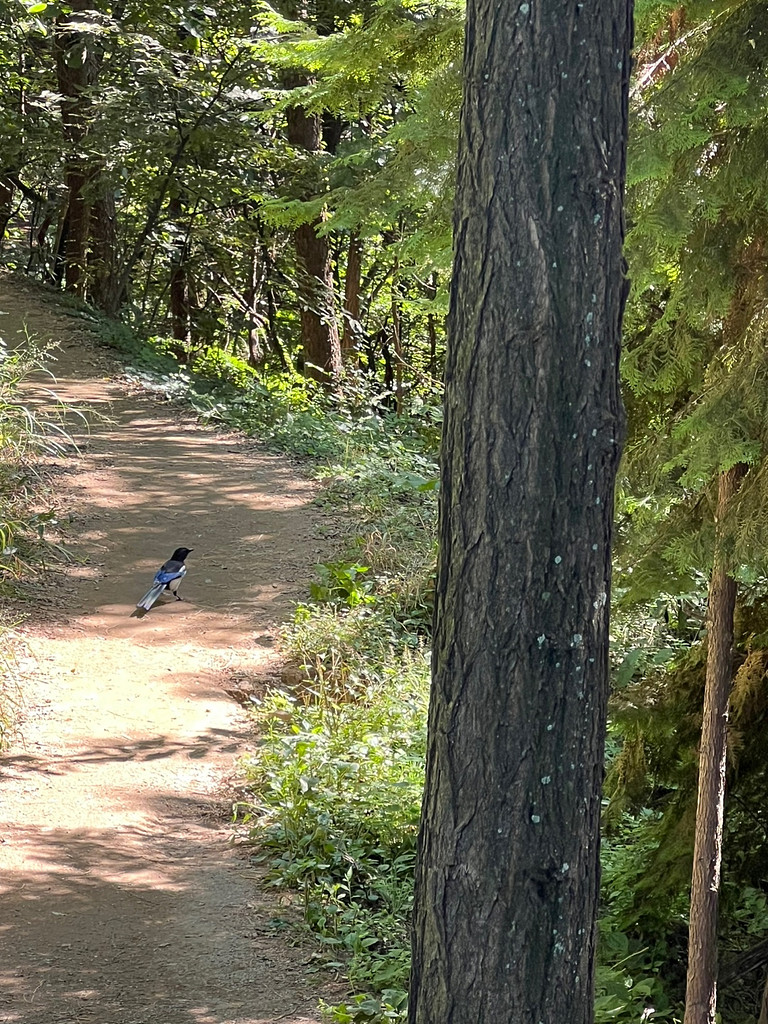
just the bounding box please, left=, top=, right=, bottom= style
left=407, top=0, right=633, bottom=1018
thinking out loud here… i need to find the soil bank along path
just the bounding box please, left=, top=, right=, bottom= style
left=0, top=277, right=329, bottom=1024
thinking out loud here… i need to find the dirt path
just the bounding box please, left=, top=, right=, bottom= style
left=0, top=278, right=330, bottom=1024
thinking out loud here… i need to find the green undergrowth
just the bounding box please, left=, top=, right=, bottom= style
left=244, top=679, right=685, bottom=1024
left=243, top=658, right=429, bottom=1022
left=0, top=335, right=75, bottom=746
left=0, top=336, right=73, bottom=583
left=220, top=373, right=440, bottom=1021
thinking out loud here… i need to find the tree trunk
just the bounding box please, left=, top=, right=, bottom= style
left=90, top=183, right=120, bottom=314
left=53, top=205, right=68, bottom=286
left=408, top=0, right=632, bottom=1019
left=61, top=166, right=90, bottom=296
left=391, top=268, right=403, bottom=415
left=168, top=195, right=191, bottom=347
left=292, top=219, right=341, bottom=381
left=245, top=241, right=266, bottom=366
left=54, top=3, right=100, bottom=297
left=279, top=0, right=342, bottom=383
left=285, top=98, right=342, bottom=385
left=425, top=272, right=439, bottom=378
left=342, top=230, right=363, bottom=360
left=380, top=329, right=395, bottom=408
left=683, top=463, right=747, bottom=1024
left=0, top=177, right=14, bottom=249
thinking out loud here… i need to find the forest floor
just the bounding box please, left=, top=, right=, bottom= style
left=0, top=276, right=337, bottom=1024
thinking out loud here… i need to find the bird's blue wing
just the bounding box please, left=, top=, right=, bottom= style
left=155, top=563, right=186, bottom=585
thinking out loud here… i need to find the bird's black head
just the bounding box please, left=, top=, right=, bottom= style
left=171, top=547, right=193, bottom=562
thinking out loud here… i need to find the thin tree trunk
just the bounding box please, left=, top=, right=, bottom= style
left=380, top=329, right=395, bottom=407
left=265, top=282, right=289, bottom=370
left=140, top=238, right=161, bottom=324
left=683, top=463, right=747, bottom=1024
left=0, top=177, right=14, bottom=249
left=285, top=87, right=342, bottom=385
left=245, top=241, right=266, bottom=366
left=391, top=265, right=403, bottom=415
left=426, top=313, right=438, bottom=378
left=342, top=230, right=363, bottom=360
left=407, top=0, right=632, bottom=1016
left=425, top=272, right=439, bottom=378
left=90, top=183, right=120, bottom=314
left=30, top=191, right=57, bottom=282
left=168, top=196, right=191, bottom=347
left=53, top=203, right=68, bottom=286
left=54, top=3, right=99, bottom=297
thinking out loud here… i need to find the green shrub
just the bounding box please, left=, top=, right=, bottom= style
left=0, top=338, right=73, bottom=578
left=597, top=813, right=686, bottom=1023
left=0, top=337, right=76, bottom=746
left=242, top=656, right=429, bottom=1021
left=192, top=347, right=257, bottom=389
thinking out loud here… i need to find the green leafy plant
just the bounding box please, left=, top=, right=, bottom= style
left=310, top=562, right=376, bottom=609
left=241, top=656, right=428, bottom=1023
left=0, top=338, right=75, bottom=579
left=0, top=336, right=78, bottom=745
left=192, top=347, right=257, bottom=389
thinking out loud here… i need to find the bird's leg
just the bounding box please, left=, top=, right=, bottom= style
left=175, top=593, right=183, bottom=601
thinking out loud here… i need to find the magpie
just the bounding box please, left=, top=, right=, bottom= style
left=136, top=547, right=193, bottom=612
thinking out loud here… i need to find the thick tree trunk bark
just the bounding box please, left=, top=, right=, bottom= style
left=285, top=98, right=342, bottom=385
left=683, top=464, right=746, bottom=1024
left=408, top=0, right=632, bottom=1019
left=293, top=217, right=342, bottom=381
left=342, top=231, right=363, bottom=360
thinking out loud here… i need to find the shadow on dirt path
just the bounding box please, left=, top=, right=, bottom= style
left=0, top=276, right=332, bottom=1024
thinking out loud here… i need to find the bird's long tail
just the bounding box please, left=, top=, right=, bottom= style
left=136, top=582, right=165, bottom=611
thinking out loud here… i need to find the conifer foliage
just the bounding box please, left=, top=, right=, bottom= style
left=618, top=2, right=768, bottom=1020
